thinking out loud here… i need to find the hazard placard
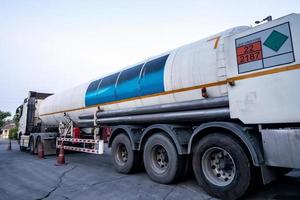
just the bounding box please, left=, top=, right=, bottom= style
left=236, top=41, right=263, bottom=65
left=235, top=22, right=295, bottom=74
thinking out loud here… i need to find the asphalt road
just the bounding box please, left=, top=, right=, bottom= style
left=1, top=139, right=300, bottom=200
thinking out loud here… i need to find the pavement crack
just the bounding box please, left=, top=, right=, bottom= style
left=90, top=175, right=128, bottom=186
left=60, top=195, right=71, bottom=200
left=180, top=184, right=197, bottom=193
left=163, top=187, right=175, bottom=200
left=36, top=166, right=77, bottom=200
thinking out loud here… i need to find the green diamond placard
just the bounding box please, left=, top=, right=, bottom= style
left=263, top=30, right=288, bottom=52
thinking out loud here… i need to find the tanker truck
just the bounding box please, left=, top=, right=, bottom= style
left=16, top=13, right=300, bottom=199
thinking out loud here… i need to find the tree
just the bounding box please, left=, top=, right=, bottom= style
left=13, top=113, right=20, bottom=127
left=0, top=110, right=11, bottom=128
left=12, top=113, right=20, bottom=140
left=10, top=127, right=18, bottom=140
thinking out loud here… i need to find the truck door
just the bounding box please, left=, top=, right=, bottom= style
left=18, top=100, right=28, bottom=135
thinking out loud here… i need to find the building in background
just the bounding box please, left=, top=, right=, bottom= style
left=1, top=122, right=16, bottom=139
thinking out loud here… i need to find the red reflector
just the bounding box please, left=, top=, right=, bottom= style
left=73, top=127, right=80, bottom=139
left=73, top=127, right=80, bottom=144
left=102, top=126, right=111, bottom=143
left=201, top=87, right=208, bottom=98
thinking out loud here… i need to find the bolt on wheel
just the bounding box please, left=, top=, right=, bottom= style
left=201, top=147, right=236, bottom=187
left=150, top=145, right=169, bottom=174
left=116, top=143, right=128, bottom=165
left=193, top=133, right=252, bottom=199
left=111, top=133, right=142, bottom=174
left=143, top=133, right=185, bottom=184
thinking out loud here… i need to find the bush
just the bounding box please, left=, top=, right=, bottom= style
left=9, top=128, right=18, bottom=140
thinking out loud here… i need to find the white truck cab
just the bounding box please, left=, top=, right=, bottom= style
left=16, top=91, right=53, bottom=151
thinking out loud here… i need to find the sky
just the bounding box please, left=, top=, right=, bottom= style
left=0, top=0, right=299, bottom=115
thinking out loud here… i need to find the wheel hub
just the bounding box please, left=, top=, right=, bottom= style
left=155, top=147, right=168, bottom=168
left=116, top=144, right=128, bottom=164
left=202, top=147, right=236, bottom=186
left=151, top=145, right=169, bottom=173
left=121, top=148, right=128, bottom=162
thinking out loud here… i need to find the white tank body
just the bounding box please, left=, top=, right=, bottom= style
left=39, top=14, right=300, bottom=125
left=38, top=26, right=249, bottom=126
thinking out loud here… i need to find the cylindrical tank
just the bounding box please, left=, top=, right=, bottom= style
left=39, top=26, right=250, bottom=126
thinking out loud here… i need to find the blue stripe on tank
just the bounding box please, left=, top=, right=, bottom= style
left=85, top=90, right=100, bottom=106
left=139, top=67, right=165, bottom=96
left=84, top=54, right=169, bottom=106
left=116, top=78, right=140, bottom=100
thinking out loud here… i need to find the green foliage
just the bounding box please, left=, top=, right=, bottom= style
left=8, top=131, right=13, bottom=140
left=10, top=127, right=18, bottom=140
left=0, top=110, right=11, bottom=128
left=13, top=114, right=20, bottom=127
left=12, top=113, right=20, bottom=140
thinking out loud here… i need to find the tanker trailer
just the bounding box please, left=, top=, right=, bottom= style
left=17, top=13, right=300, bottom=199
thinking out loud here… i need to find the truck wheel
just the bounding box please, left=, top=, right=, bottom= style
left=29, top=138, right=35, bottom=154
left=18, top=133, right=26, bottom=151
left=111, top=133, right=141, bottom=174
left=143, top=133, right=184, bottom=184
left=192, top=133, right=252, bottom=200
left=20, top=146, right=27, bottom=151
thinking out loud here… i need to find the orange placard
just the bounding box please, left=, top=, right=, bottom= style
left=236, top=41, right=263, bottom=65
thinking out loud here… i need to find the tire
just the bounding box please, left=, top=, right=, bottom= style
left=143, top=133, right=185, bottom=184
left=111, top=133, right=142, bottom=174
left=17, top=133, right=21, bottom=145
left=20, top=146, right=27, bottom=151
left=19, top=133, right=27, bottom=151
left=29, top=138, right=35, bottom=154
left=192, top=133, right=252, bottom=200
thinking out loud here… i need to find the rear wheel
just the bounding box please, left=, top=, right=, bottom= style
left=29, top=138, right=35, bottom=154
left=143, top=133, right=184, bottom=184
left=19, top=133, right=26, bottom=151
left=19, top=146, right=27, bottom=151
left=192, top=133, right=252, bottom=200
left=111, top=133, right=142, bottom=174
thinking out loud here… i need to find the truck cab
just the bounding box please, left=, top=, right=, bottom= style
left=16, top=91, right=53, bottom=151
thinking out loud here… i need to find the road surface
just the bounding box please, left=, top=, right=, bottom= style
left=0, top=139, right=300, bottom=200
